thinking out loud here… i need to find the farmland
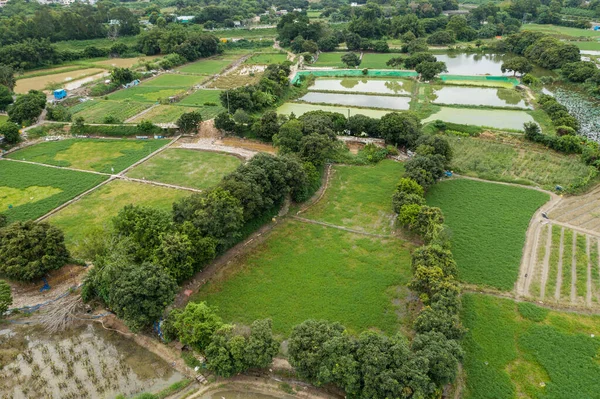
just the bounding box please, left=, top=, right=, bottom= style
left=70, top=100, right=151, bottom=123
left=142, top=74, right=206, bottom=88
left=312, top=52, right=348, bottom=68
left=0, top=160, right=107, bottom=223
left=244, top=52, right=289, bottom=65
left=107, top=86, right=187, bottom=103
left=194, top=219, right=413, bottom=335
left=126, top=149, right=241, bottom=190
left=129, top=105, right=199, bottom=123
left=426, top=178, right=549, bottom=290
left=6, top=139, right=168, bottom=173
left=177, top=90, right=222, bottom=107
left=521, top=23, right=600, bottom=39
left=177, top=59, right=233, bottom=75
left=49, top=180, right=189, bottom=257
left=462, top=293, right=600, bottom=399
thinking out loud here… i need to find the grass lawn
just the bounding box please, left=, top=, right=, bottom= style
left=446, top=135, right=598, bottom=192
left=462, top=293, right=600, bottom=399
left=521, top=24, right=600, bottom=39
left=6, top=139, right=168, bottom=173
left=360, top=53, right=398, bottom=69
left=130, top=105, right=198, bottom=123
left=302, top=160, right=404, bottom=234
left=126, top=149, right=241, bottom=189
left=177, top=59, right=233, bottom=75
left=49, top=180, right=189, bottom=258
left=244, top=53, right=288, bottom=64
left=426, top=179, right=549, bottom=290
left=0, top=160, right=107, bottom=223
left=313, top=52, right=348, bottom=68
left=107, top=86, right=187, bottom=103
left=142, top=74, right=206, bottom=87
left=194, top=219, right=413, bottom=335
left=71, top=100, right=151, bottom=123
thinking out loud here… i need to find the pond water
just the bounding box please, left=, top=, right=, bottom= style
left=308, top=78, right=413, bottom=95
left=424, top=107, right=534, bottom=130
left=433, top=52, right=553, bottom=77
left=0, top=323, right=183, bottom=398
left=277, top=102, right=390, bottom=118
left=430, top=86, right=531, bottom=109
left=201, top=389, right=295, bottom=399
left=298, top=92, right=410, bottom=110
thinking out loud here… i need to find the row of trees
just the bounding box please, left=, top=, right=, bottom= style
left=82, top=152, right=316, bottom=331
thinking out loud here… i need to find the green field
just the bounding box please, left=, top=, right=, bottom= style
left=53, top=36, right=139, bottom=51
left=49, top=180, right=189, bottom=258
left=0, top=160, right=107, bottom=222
left=178, top=90, right=224, bottom=118
left=446, top=135, right=598, bottom=192
left=71, top=100, right=151, bottom=123
left=312, top=52, right=348, bottom=68
left=211, top=27, right=277, bottom=39
left=107, top=86, right=187, bottom=103
left=194, top=219, right=412, bottom=335
left=426, top=179, right=549, bottom=290
left=360, top=53, right=398, bottom=69
left=303, top=160, right=404, bottom=234
left=244, top=52, right=288, bottom=65
left=573, top=41, right=600, bottom=51
left=522, top=24, right=600, bottom=39
left=126, top=149, right=241, bottom=189
left=130, top=105, right=198, bottom=123
left=177, top=59, right=233, bottom=75
left=0, top=115, right=7, bottom=125
left=6, top=139, right=167, bottom=174
left=462, top=293, right=600, bottom=399
left=142, top=74, right=206, bottom=87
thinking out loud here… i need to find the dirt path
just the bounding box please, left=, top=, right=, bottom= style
left=555, top=227, right=565, bottom=301
left=291, top=216, right=394, bottom=239
left=540, top=224, right=553, bottom=300
left=125, top=103, right=159, bottom=123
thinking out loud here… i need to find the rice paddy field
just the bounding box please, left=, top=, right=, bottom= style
left=71, top=100, right=151, bottom=123
left=462, top=293, right=600, bottom=399
left=126, top=149, right=241, bottom=190
left=426, top=178, right=549, bottom=290
left=0, top=160, right=107, bottom=223
left=302, top=160, right=404, bottom=235
left=49, top=180, right=189, bottom=258
left=193, top=219, right=413, bottom=335
left=6, top=139, right=168, bottom=173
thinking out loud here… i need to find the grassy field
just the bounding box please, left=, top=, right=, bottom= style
left=0, top=115, right=7, bottom=125
left=0, top=160, right=107, bottom=222
left=446, top=135, right=598, bottom=192
left=426, top=178, right=549, bottom=290
left=462, top=293, right=600, bottom=399
left=49, top=180, right=189, bottom=258
left=142, top=74, right=206, bottom=87
left=312, top=52, right=348, bottom=68
left=206, top=70, right=263, bottom=89
left=302, top=160, right=404, bottom=234
left=53, top=36, right=139, bottom=51
left=522, top=24, right=600, bottom=38
left=244, top=52, right=288, bottom=64
left=211, top=27, right=277, bottom=38
left=107, top=86, right=187, bottom=103
left=178, top=90, right=222, bottom=107
left=126, top=149, right=241, bottom=189
left=573, top=41, right=600, bottom=51
left=6, top=139, right=167, bottom=173
left=360, top=53, right=398, bottom=69
left=177, top=59, right=233, bottom=75
left=71, top=100, right=151, bottom=123
left=194, top=219, right=413, bottom=335
left=130, top=105, right=198, bottom=123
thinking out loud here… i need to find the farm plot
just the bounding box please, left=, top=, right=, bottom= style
left=142, top=74, right=206, bottom=87
left=522, top=23, right=600, bottom=39
left=549, top=185, right=600, bottom=233
left=177, top=59, right=233, bottom=75
left=302, top=160, right=404, bottom=235
left=6, top=139, right=167, bottom=174
left=0, top=160, right=107, bottom=223
left=359, top=53, right=399, bottom=69
left=206, top=67, right=263, bottom=89
left=244, top=52, right=288, bottom=64
left=194, top=219, right=413, bottom=335
left=14, top=68, right=106, bottom=94
left=129, top=105, right=198, bottom=123
left=462, top=293, right=600, bottom=399
left=126, top=149, right=241, bottom=190
left=312, top=52, right=349, bottom=68
left=178, top=90, right=222, bottom=107
left=107, top=86, right=187, bottom=103
left=426, top=178, right=549, bottom=290
left=446, top=135, right=598, bottom=192
left=49, top=180, right=188, bottom=258
left=70, top=100, right=150, bottom=123
left=277, top=102, right=390, bottom=118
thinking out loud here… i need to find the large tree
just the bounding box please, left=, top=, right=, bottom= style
left=0, top=122, right=20, bottom=144
left=0, top=65, right=16, bottom=91
left=501, top=56, right=533, bottom=76
left=177, top=111, right=203, bottom=133
left=341, top=52, right=361, bottom=68
left=0, top=221, right=70, bottom=282
left=8, top=90, right=46, bottom=126
left=378, top=111, right=422, bottom=148
left=415, top=61, right=448, bottom=80
left=172, top=301, right=224, bottom=351
left=0, top=84, right=13, bottom=111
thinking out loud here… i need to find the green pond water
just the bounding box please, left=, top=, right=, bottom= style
left=299, top=92, right=410, bottom=110
left=201, top=389, right=296, bottom=399
left=277, top=102, right=391, bottom=118
left=308, top=78, right=413, bottom=95
left=424, top=107, right=534, bottom=130
left=430, top=86, right=531, bottom=109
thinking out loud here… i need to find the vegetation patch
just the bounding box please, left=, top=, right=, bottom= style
left=0, top=160, right=107, bottom=222
left=312, top=52, right=349, bottom=68
left=194, top=219, right=413, bottom=335
left=107, top=87, right=187, bottom=103
left=129, top=105, right=198, bottom=123
left=6, top=139, right=167, bottom=173
left=178, top=89, right=222, bottom=107
left=126, top=149, right=241, bottom=189
left=177, top=59, right=232, bottom=75
left=244, top=52, right=288, bottom=65
left=71, top=100, right=151, bottom=123
left=426, top=178, right=549, bottom=290
left=302, top=160, right=404, bottom=234
left=142, top=74, right=206, bottom=87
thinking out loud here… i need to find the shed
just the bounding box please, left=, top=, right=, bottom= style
left=53, top=89, right=67, bottom=100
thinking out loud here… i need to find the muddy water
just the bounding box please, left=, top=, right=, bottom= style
left=14, top=68, right=106, bottom=94
left=0, top=323, right=183, bottom=399
left=201, top=389, right=295, bottom=399
left=309, top=78, right=413, bottom=95
left=299, top=92, right=410, bottom=110
left=424, top=107, right=534, bottom=130
left=431, top=86, right=531, bottom=108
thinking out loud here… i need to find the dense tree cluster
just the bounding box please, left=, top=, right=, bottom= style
left=537, top=94, right=579, bottom=132
left=7, top=90, right=46, bottom=126
left=497, top=31, right=580, bottom=70
left=0, top=280, right=11, bottom=316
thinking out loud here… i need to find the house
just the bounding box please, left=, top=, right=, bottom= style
left=233, top=20, right=242, bottom=27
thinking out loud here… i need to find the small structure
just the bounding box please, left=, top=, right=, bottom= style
left=233, top=20, right=242, bottom=27
left=136, top=135, right=149, bottom=140
left=177, top=15, right=195, bottom=23
left=53, top=89, right=67, bottom=100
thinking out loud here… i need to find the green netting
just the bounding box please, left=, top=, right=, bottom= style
left=291, top=69, right=418, bottom=85
left=439, top=74, right=519, bottom=85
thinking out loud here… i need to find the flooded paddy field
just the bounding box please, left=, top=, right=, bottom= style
left=298, top=92, right=411, bottom=110
left=308, top=78, right=414, bottom=96
left=430, top=86, right=531, bottom=109
left=0, top=323, right=183, bottom=399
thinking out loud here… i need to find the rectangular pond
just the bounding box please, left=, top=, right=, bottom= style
left=308, top=78, right=414, bottom=95
left=430, top=86, right=531, bottom=109
left=277, top=102, right=391, bottom=118
left=424, top=107, right=534, bottom=131
left=298, top=92, right=410, bottom=110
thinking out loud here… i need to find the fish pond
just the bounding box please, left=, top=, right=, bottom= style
left=424, top=107, right=534, bottom=130
left=200, top=389, right=296, bottom=399
left=298, top=92, right=411, bottom=110
left=308, top=78, right=414, bottom=96
left=430, top=86, right=531, bottom=109
left=277, top=102, right=390, bottom=118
